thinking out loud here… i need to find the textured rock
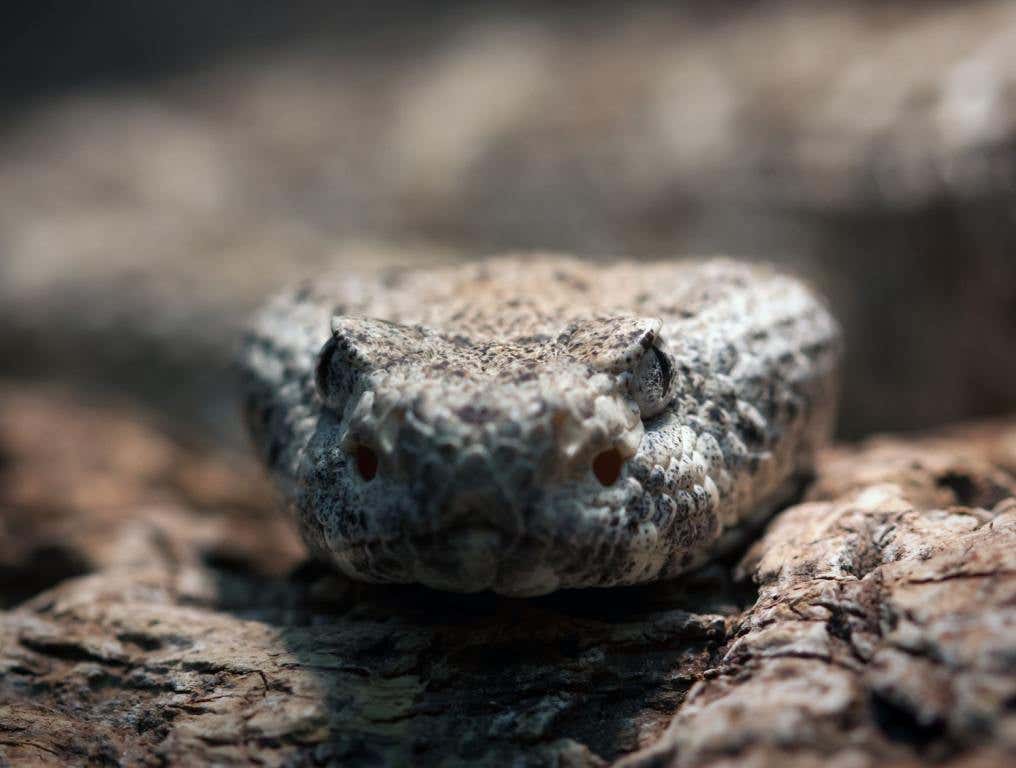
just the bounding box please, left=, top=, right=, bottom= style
left=624, top=430, right=1016, bottom=767
left=0, top=385, right=301, bottom=611
left=1, top=388, right=1014, bottom=766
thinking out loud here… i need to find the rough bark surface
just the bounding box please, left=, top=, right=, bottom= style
left=1, top=386, right=1014, bottom=766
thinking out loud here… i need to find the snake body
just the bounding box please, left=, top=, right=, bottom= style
left=240, top=257, right=841, bottom=596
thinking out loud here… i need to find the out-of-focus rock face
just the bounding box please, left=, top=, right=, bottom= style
left=0, top=386, right=301, bottom=609
left=1, top=1, right=1015, bottom=441
left=1, top=389, right=1014, bottom=765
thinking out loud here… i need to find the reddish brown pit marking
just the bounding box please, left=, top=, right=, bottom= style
left=353, top=444, right=379, bottom=481
left=592, top=448, right=624, bottom=486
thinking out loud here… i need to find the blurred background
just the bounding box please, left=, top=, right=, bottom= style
left=1, top=0, right=1014, bottom=446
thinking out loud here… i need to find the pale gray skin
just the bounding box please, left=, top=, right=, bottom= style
left=239, top=256, right=841, bottom=596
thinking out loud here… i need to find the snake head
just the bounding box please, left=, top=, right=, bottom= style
left=243, top=257, right=840, bottom=596
left=303, top=312, right=675, bottom=594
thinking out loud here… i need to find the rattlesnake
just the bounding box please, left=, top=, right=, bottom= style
left=239, top=256, right=841, bottom=596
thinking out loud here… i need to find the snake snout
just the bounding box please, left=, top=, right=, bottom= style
left=408, top=455, right=526, bottom=591
left=425, top=451, right=524, bottom=536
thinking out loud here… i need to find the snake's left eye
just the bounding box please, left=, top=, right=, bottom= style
left=631, top=345, right=674, bottom=418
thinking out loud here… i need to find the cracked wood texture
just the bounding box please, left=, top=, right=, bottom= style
left=1, top=385, right=1014, bottom=767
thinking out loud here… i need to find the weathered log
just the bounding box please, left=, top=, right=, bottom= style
left=1, top=387, right=1013, bottom=766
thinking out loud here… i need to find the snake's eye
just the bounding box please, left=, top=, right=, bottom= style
left=315, top=334, right=358, bottom=412
left=314, top=336, right=337, bottom=400
left=631, top=345, right=674, bottom=418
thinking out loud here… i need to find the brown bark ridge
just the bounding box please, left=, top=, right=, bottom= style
left=1, top=385, right=1014, bottom=767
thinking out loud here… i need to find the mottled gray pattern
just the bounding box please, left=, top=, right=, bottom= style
left=239, top=256, right=841, bottom=595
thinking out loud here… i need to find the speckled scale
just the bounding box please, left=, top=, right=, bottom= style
left=239, top=255, right=842, bottom=595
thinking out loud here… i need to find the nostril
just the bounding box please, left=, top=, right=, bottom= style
left=352, top=444, right=378, bottom=481
left=592, top=448, right=623, bottom=486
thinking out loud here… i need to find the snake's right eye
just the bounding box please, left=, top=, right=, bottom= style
left=631, top=345, right=674, bottom=418
left=315, top=335, right=357, bottom=412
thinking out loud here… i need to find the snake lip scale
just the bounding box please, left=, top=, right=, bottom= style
left=239, top=255, right=842, bottom=596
